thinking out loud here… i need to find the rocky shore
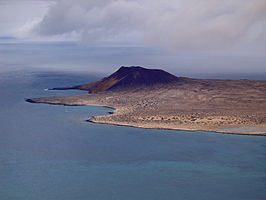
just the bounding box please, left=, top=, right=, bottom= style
left=27, top=76, right=266, bottom=135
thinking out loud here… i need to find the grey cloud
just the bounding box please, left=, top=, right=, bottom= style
left=0, top=0, right=52, bottom=37
left=33, top=0, right=266, bottom=49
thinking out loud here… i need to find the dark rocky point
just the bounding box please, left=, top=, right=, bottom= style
left=78, top=66, right=181, bottom=93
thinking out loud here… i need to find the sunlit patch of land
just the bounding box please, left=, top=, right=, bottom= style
left=27, top=67, right=266, bottom=135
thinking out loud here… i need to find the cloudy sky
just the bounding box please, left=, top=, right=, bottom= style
left=0, top=0, right=265, bottom=77
left=1, top=0, right=266, bottom=48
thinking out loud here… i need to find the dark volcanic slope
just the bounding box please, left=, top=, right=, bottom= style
left=78, top=66, right=180, bottom=93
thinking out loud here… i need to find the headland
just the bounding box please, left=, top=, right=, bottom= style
left=27, top=66, right=266, bottom=135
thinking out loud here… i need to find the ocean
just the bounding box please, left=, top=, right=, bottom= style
left=0, top=42, right=266, bottom=200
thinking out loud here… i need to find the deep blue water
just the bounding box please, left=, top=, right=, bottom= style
left=0, top=70, right=266, bottom=200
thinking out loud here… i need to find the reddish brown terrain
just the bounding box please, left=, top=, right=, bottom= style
left=77, top=66, right=181, bottom=92
left=27, top=66, right=266, bottom=135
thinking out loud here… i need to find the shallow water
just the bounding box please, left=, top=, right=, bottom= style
left=0, top=71, right=266, bottom=200
left=218, top=126, right=266, bottom=133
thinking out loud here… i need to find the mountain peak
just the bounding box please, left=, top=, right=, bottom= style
left=117, top=66, right=148, bottom=71
left=78, top=66, right=180, bottom=93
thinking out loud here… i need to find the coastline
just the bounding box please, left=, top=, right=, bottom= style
left=26, top=98, right=266, bottom=136
left=87, top=112, right=266, bottom=136
left=87, top=118, right=266, bottom=136
left=26, top=77, right=266, bottom=136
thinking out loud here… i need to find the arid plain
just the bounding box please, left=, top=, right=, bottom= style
left=28, top=67, right=266, bottom=135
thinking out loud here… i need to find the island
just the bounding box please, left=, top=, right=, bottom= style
left=26, top=66, right=266, bottom=135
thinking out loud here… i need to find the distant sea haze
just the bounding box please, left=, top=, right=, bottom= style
left=0, top=41, right=266, bottom=80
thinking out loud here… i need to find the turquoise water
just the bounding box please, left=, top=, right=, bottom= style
left=218, top=127, right=266, bottom=133
left=0, top=71, right=266, bottom=200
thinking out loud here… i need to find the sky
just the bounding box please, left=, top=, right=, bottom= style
left=0, top=0, right=265, bottom=77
